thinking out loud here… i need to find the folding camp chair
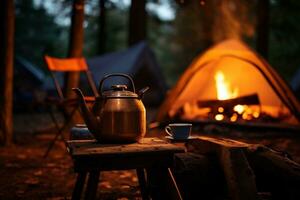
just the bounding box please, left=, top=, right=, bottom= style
left=43, top=55, right=99, bottom=157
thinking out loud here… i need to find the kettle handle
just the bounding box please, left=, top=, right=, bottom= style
left=98, top=73, right=136, bottom=96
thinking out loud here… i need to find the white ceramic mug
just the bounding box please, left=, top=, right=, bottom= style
left=165, top=123, right=192, bottom=139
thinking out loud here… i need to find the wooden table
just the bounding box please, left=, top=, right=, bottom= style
left=67, top=137, right=185, bottom=200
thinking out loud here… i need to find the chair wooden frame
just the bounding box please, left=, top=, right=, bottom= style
left=43, top=55, right=98, bottom=157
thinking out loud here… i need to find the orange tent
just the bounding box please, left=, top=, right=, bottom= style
left=156, top=40, right=300, bottom=126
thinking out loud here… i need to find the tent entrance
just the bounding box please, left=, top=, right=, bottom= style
left=178, top=57, right=296, bottom=126
left=157, top=40, right=300, bottom=128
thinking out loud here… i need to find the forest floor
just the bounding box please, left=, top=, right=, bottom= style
left=1, top=112, right=300, bottom=200
left=0, top=113, right=142, bottom=200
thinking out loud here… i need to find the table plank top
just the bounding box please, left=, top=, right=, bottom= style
left=67, top=137, right=185, bottom=158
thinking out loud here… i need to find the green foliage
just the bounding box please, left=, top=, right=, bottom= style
left=152, top=0, right=300, bottom=85
left=148, top=0, right=213, bottom=85
left=269, top=0, right=300, bottom=80
left=147, top=14, right=177, bottom=85
left=15, top=0, right=68, bottom=71
left=167, top=1, right=212, bottom=84
left=152, top=0, right=255, bottom=85
left=84, top=2, right=128, bottom=56
left=13, top=0, right=300, bottom=84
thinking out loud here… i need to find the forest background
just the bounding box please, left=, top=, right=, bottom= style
left=15, top=0, right=300, bottom=85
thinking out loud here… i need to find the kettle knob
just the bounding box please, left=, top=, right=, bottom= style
left=111, top=84, right=128, bottom=91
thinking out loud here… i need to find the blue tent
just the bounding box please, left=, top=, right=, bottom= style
left=15, top=56, right=45, bottom=85
left=290, top=68, right=300, bottom=99
left=14, top=56, right=46, bottom=111
left=87, top=42, right=168, bottom=106
left=43, top=42, right=168, bottom=106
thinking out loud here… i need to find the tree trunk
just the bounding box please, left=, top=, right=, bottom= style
left=256, top=0, right=269, bottom=59
left=0, top=0, right=15, bottom=145
left=98, top=0, right=106, bottom=54
left=128, top=0, right=147, bottom=46
left=65, top=0, right=85, bottom=99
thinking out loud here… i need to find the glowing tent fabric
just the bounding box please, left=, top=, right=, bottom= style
left=156, top=40, right=300, bottom=126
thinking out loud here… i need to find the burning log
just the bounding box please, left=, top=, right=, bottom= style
left=197, top=93, right=260, bottom=110
left=196, top=93, right=260, bottom=122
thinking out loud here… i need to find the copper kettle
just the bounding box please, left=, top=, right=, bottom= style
left=73, top=73, right=149, bottom=143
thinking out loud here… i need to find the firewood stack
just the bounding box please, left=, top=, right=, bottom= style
left=173, top=136, right=300, bottom=200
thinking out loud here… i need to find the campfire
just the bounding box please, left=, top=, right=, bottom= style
left=213, top=70, right=260, bottom=122
left=156, top=40, right=300, bottom=128
left=181, top=69, right=293, bottom=125
left=183, top=70, right=263, bottom=123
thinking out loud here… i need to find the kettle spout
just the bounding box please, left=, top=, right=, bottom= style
left=72, top=88, right=100, bottom=134
left=138, top=86, right=150, bottom=99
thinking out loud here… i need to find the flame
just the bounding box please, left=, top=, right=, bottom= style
left=230, top=113, right=238, bottom=122
left=215, top=114, right=224, bottom=121
left=213, top=71, right=260, bottom=122
left=218, top=107, right=224, bottom=113
left=234, top=104, right=246, bottom=114
left=253, top=111, right=260, bottom=118
left=215, top=71, right=238, bottom=100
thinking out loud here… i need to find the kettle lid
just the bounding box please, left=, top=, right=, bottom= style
left=102, top=84, right=138, bottom=98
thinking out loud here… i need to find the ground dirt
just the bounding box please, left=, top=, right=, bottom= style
left=0, top=113, right=142, bottom=200
left=1, top=112, right=300, bottom=200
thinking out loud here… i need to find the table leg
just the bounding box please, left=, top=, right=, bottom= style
left=72, top=172, right=87, bottom=200
left=146, top=167, right=182, bottom=200
left=84, top=171, right=100, bottom=200
left=136, top=168, right=150, bottom=200
left=167, top=168, right=183, bottom=200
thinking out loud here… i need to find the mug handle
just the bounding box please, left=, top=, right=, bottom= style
left=165, top=126, right=173, bottom=137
